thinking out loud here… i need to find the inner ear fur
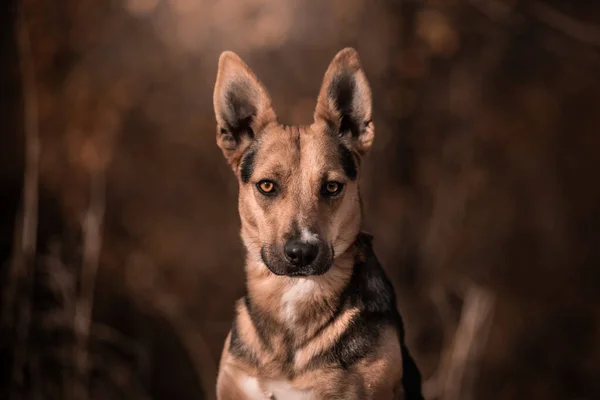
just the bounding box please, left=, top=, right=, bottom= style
left=213, top=51, right=277, bottom=169
left=314, top=47, right=374, bottom=156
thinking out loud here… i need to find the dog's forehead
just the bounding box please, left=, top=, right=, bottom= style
left=252, top=124, right=343, bottom=178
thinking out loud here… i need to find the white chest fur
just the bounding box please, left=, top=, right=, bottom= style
left=239, top=375, right=313, bottom=399
left=280, top=278, right=316, bottom=323
left=264, top=379, right=313, bottom=400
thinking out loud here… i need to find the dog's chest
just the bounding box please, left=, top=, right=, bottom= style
left=280, top=279, right=316, bottom=323
left=264, top=379, right=313, bottom=400
left=240, top=375, right=313, bottom=399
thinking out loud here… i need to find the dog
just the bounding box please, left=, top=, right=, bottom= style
left=213, top=48, right=424, bottom=399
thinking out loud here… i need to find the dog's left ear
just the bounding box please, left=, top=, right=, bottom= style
left=314, top=48, right=374, bottom=156
left=214, top=51, right=277, bottom=169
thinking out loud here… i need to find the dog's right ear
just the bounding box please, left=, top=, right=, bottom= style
left=213, top=51, right=276, bottom=169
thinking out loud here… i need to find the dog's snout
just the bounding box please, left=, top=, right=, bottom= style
left=284, top=240, right=319, bottom=266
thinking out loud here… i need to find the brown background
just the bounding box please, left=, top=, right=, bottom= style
left=1, top=0, right=600, bottom=399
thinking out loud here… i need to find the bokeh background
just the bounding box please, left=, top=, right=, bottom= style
left=2, top=0, right=600, bottom=399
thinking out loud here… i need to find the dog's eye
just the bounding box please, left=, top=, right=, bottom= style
left=257, top=180, right=277, bottom=195
left=322, top=181, right=343, bottom=197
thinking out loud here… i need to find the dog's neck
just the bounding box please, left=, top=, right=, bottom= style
left=243, top=235, right=365, bottom=337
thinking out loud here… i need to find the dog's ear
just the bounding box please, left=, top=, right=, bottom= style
left=314, top=48, right=374, bottom=156
left=213, top=51, right=276, bottom=169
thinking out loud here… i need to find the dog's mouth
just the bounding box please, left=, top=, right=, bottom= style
left=260, top=244, right=334, bottom=277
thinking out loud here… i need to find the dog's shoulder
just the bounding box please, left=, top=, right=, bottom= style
left=353, top=233, right=425, bottom=399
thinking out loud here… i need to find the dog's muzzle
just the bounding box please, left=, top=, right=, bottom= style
left=261, top=238, right=333, bottom=277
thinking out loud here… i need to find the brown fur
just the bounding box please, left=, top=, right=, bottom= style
left=213, top=48, right=412, bottom=399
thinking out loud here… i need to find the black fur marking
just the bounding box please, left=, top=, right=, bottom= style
left=243, top=294, right=275, bottom=352
left=286, top=220, right=301, bottom=241
left=229, top=316, right=259, bottom=366
left=328, top=72, right=360, bottom=138
left=294, top=130, right=301, bottom=151
left=285, top=125, right=301, bottom=151
left=240, top=147, right=257, bottom=183
left=338, top=144, right=358, bottom=181
left=400, top=341, right=425, bottom=400
left=297, top=302, right=347, bottom=348
left=242, top=294, right=299, bottom=377
left=223, top=82, right=257, bottom=142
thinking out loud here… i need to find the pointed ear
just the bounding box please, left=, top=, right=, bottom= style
left=314, top=48, right=374, bottom=156
left=213, top=51, right=277, bottom=169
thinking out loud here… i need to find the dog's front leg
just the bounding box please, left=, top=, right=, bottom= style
left=217, top=354, right=273, bottom=400
left=217, top=365, right=271, bottom=400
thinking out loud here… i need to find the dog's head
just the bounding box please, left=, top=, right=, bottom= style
left=213, top=48, right=374, bottom=277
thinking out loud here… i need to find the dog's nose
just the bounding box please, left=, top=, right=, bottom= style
left=284, top=240, right=319, bottom=266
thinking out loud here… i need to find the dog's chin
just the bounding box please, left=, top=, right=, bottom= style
left=279, top=263, right=331, bottom=277
left=260, top=247, right=333, bottom=277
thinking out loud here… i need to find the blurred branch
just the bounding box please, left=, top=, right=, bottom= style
left=529, top=1, right=600, bottom=47
left=429, top=284, right=459, bottom=344
left=91, top=322, right=147, bottom=360
left=14, top=1, right=39, bottom=263
left=6, top=4, right=40, bottom=398
left=424, top=282, right=496, bottom=400
left=72, top=171, right=106, bottom=400
left=443, top=284, right=495, bottom=400
left=469, top=0, right=600, bottom=48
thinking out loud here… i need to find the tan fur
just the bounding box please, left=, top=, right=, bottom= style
left=213, top=48, right=405, bottom=399
left=355, top=327, right=405, bottom=399
left=237, top=123, right=362, bottom=265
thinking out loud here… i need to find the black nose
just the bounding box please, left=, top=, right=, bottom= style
left=284, top=240, right=319, bottom=266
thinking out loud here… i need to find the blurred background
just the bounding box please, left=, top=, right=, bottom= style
left=1, top=0, right=600, bottom=399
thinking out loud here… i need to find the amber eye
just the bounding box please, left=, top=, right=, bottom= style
left=257, top=180, right=276, bottom=195
left=322, top=181, right=344, bottom=197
